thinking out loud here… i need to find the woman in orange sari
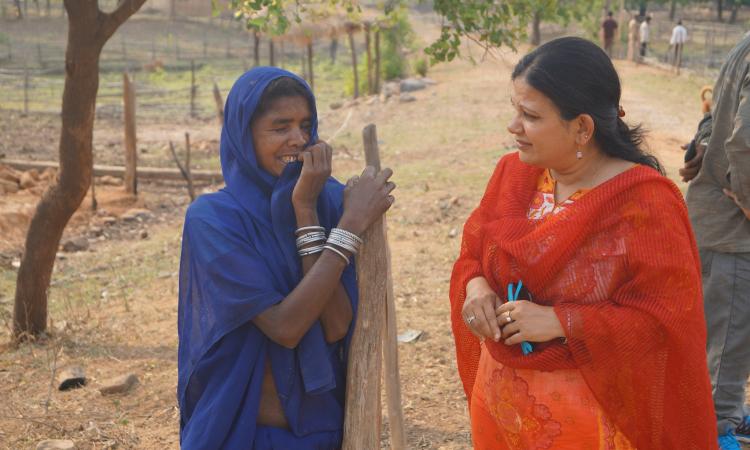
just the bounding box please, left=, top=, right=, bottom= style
left=450, top=37, right=718, bottom=450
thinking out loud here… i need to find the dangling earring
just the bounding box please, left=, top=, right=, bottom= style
left=576, top=150, right=583, bottom=159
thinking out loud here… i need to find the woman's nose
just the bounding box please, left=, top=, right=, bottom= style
left=289, top=127, right=307, bottom=147
left=507, top=114, right=522, bottom=135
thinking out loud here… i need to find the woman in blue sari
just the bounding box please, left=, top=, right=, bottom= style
left=177, top=67, right=395, bottom=449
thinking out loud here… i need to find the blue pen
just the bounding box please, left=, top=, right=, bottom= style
left=507, top=281, right=533, bottom=355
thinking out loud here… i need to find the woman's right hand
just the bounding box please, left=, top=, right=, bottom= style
left=462, top=277, right=502, bottom=342
left=337, top=166, right=396, bottom=236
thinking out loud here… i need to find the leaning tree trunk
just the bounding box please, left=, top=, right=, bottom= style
left=530, top=10, right=542, bottom=46
left=13, top=0, right=146, bottom=339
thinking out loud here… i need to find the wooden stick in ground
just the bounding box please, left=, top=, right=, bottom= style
left=347, top=27, right=358, bottom=99
left=363, top=124, right=406, bottom=449
left=213, top=82, right=224, bottom=124
left=307, top=40, right=314, bottom=91
left=168, top=134, right=195, bottom=202
left=374, top=28, right=381, bottom=94
left=365, top=22, right=373, bottom=95
left=343, top=124, right=405, bottom=449
left=123, top=71, right=137, bottom=195
left=190, top=60, right=196, bottom=118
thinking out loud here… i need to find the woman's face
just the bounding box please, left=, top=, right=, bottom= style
left=507, top=77, right=578, bottom=168
left=251, top=95, right=313, bottom=177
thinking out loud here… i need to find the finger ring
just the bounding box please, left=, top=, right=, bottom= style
left=506, top=312, right=512, bottom=323
left=466, top=315, right=476, bottom=324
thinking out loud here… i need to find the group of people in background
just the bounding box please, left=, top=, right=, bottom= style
left=602, top=10, right=688, bottom=72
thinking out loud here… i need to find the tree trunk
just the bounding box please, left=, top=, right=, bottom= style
left=13, top=0, right=147, bottom=339
left=253, top=32, right=260, bottom=67
left=717, top=0, right=724, bottom=21
left=348, top=30, right=358, bottom=99
left=13, top=0, right=22, bottom=19
left=374, top=30, right=380, bottom=95
left=269, top=39, right=275, bottom=66
left=330, top=36, right=338, bottom=63
left=730, top=2, right=740, bottom=23
left=365, top=23, right=372, bottom=95
left=669, top=0, right=677, bottom=20
left=307, top=41, right=314, bottom=91
left=530, top=10, right=542, bottom=46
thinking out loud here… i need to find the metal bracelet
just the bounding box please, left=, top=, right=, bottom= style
left=296, top=232, right=326, bottom=248
left=323, top=244, right=350, bottom=265
left=330, top=228, right=363, bottom=245
left=326, top=236, right=359, bottom=255
left=298, top=244, right=325, bottom=257
left=295, top=226, right=325, bottom=235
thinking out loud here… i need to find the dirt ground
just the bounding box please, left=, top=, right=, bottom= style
left=0, top=14, right=740, bottom=450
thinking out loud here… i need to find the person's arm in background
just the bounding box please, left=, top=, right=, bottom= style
left=724, top=72, right=750, bottom=219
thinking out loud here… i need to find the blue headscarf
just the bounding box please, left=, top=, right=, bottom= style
left=177, top=67, right=358, bottom=449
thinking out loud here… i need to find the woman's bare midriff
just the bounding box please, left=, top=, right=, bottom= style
left=257, top=359, right=289, bottom=429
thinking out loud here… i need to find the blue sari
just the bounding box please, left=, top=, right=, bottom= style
left=177, top=67, right=358, bottom=449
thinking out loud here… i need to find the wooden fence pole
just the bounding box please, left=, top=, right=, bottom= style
left=343, top=124, right=386, bottom=449
left=343, top=124, right=405, bottom=450
left=213, top=82, right=224, bottom=123
left=269, top=39, right=275, bottom=66
left=23, top=65, right=29, bottom=116
left=365, top=22, right=373, bottom=95
left=347, top=27, right=358, bottom=99
left=190, top=60, right=196, bottom=117
left=374, top=28, right=381, bottom=95
left=123, top=72, right=138, bottom=195
left=254, top=32, right=260, bottom=66
left=307, top=40, right=314, bottom=91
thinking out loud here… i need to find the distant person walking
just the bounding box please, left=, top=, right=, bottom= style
left=640, top=16, right=651, bottom=59
left=601, top=11, right=618, bottom=57
left=627, top=13, right=640, bottom=61
left=670, top=20, right=688, bottom=74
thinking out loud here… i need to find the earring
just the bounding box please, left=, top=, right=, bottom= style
left=576, top=150, right=584, bottom=159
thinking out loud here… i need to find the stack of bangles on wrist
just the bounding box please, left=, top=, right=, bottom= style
left=295, top=226, right=363, bottom=265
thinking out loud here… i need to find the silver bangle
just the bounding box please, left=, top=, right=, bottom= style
left=299, top=244, right=325, bottom=257
left=296, top=226, right=325, bottom=235
left=331, top=227, right=363, bottom=245
left=296, top=232, right=326, bottom=248
left=327, top=236, right=359, bottom=255
left=323, top=244, right=350, bottom=265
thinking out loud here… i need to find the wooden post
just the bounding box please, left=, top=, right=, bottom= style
left=307, top=40, right=314, bottom=91
left=123, top=72, right=137, bottom=195
left=168, top=133, right=195, bottom=202
left=347, top=27, right=358, bottom=99
left=365, top=22, right=373, bottom=95
left=23, top=66, right=29, bottom=116
left=343, top=125, right=386, bottom=449
left=190, top=60, right=196, bottom=117
left=366, top=124, right=406, bottom=450
left=254, top=32, right=260, bottom=66
left=374, top=28, right=381, bottom=95
left=213, top=82, right=224, bottom=123
left=269, top=39, right=275, bottom=66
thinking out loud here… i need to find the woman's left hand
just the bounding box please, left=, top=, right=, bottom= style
left=495, top=301, right=565, bottom=346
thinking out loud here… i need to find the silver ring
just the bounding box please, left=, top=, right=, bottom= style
left=506, top=312, right=512, bottom=323
left=466, top=315, right=476, bottom=324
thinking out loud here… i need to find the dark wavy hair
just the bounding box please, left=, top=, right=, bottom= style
left=512, top=37, right=663, bottom=174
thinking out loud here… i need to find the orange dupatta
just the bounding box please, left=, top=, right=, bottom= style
left=450, top=152, right=718, bottom=450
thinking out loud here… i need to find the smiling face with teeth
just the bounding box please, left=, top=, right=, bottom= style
left=250, top=95, right=313, bottom=177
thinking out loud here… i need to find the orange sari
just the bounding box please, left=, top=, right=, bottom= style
left=450, top=153, right=717, bottom=450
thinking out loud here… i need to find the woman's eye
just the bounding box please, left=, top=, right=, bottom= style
left=523, top=112, right=538, bottom=119
left=273, top=127, right=288, bottom=133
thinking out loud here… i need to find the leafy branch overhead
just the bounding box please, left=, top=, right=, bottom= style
left=224, top=0, right=600, bottom=63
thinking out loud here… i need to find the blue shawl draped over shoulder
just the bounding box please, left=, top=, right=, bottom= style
left=177, top=67, right=358, bottom=449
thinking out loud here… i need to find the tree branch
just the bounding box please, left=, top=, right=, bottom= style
left=101, top=0, right=148, bottom=40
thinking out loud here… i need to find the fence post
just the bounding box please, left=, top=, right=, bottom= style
left=347, top=25, right=358, bottom=99
left=307, top=40, right=314, bottom=91
left=123, top=72, right=138, bottom=196
left=213, top=82, right=224, bottom=124
left=365, top=22, right=372, bottom=95
left=190, top=60, right=197, bottom=118
left=23, top=65, right=29, bottom=116
left=374, top=27, right=381, bottom=95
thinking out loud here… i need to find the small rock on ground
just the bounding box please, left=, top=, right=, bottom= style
left=399, top=94, right=416, bottom=103
left=400, top=78, right=427, bottom=92
left=99, top=373, right=139, bottom=395
left=36, top=440, right=76, bottom=450
left=57, top=365, right=86, bottom=391
left=62, top=237, right=89, bottom=253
